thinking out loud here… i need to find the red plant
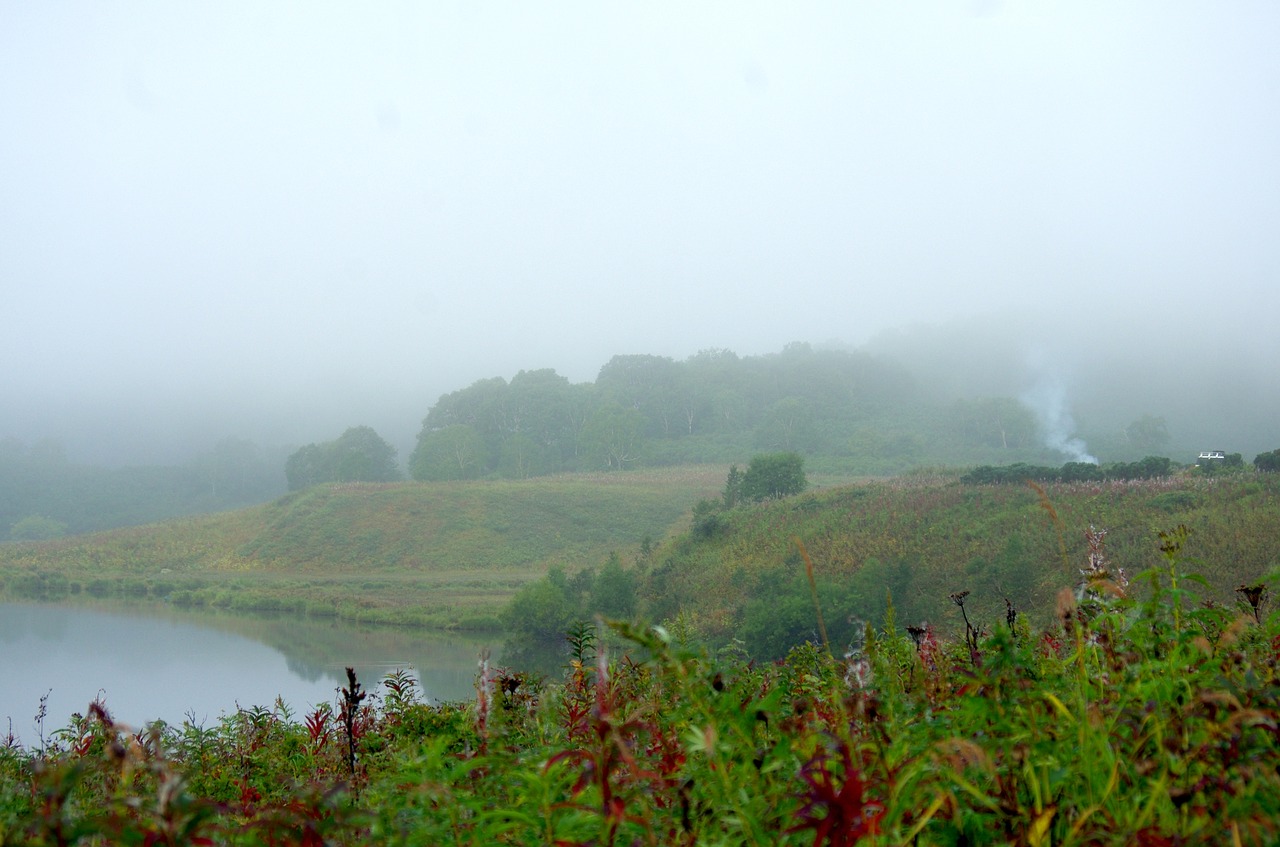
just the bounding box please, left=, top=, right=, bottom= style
left=547, top=648, right=658, bottom=847
left=304, top=707, right=332, bottom=754
left=1038, top=629, right=1065, bottom=659
left=788, top=736, right=883, bottom=847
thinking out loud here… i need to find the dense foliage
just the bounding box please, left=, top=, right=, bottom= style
left=406, top=344, right=1070, bottom=482
left=1255, top=448, right=1280, bottom=473
left=960, top=456, right=1175, bottom=485
left=3, top=533, right=1278, bottom=845
left=284, top=426, right=401, bottom=491
left=739, top=451, right=808, bottom=502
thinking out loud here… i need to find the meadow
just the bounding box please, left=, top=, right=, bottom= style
left=3, top=466, right=1277, bottom=646
left=0, top=467, right=727, bottom=629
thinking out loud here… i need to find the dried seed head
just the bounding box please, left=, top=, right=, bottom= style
left=1056, top=588, right=1077, bottom=631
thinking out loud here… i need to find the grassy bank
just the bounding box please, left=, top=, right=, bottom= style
left=0, top=467, right=726, bottom=629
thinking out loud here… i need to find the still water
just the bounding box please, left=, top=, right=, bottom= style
left=0, top=601, right=504, bottom=742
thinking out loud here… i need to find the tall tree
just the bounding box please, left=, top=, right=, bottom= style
left=410, top=424, right=489, bottom=481
left=284, top=426, right=399, bottom=490
left=754, top=397, right=817, bottom=452
left=596, top=354, right=682, bottom=437
left=1254, top=448, right=1280, bottom=473
left=506, top=369, right=576, bottom=456
left=284, top=444, right=327, bottom=490
left=581, top=403, right=645, bottom=471
left=331, top=426, right=400, bottom=483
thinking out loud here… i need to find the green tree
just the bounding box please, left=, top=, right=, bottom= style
left=1199, top=452, right=1245, bottom=476
left=685, top=348, right=744, bottom=434
left=596, top=354, right=683, bottom=437
left=1255, top=448, right=1280, bottom=473
left=722, top=464, right=743, bottom=508
left=284, top=444, right=328, bottom=490
left=10, top=514, right=67, bottom=541
left=409, top=424, right=489, bottom=481
left=588, top=552, right=636, bottom=619
left=506, top=369, right=577, bottom=459
left=493, top=434, right=534, bottom=479
left=740, top=452, right=807, bottom=502
left=499, top=566, right=584, bottom=642
left=423, top=376, right=510, bottom=460
left=284, top=426, right=399, bottom=490
left=754, top=397, right=817, bottom=452
left=331, top=426, right=400, bottom=483
left=580, top=403, right=645, bottom=470
left=737, top=567, right=862, bottom=659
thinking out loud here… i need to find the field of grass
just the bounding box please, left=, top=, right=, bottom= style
left=0, top=467, right=728, bottom=629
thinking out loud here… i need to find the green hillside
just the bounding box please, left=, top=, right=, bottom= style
left=6, top=463, right=1278, bottom=646
left=0, top=467, right=726, bottom=628
left=633, top=470, right=1280, bottom=654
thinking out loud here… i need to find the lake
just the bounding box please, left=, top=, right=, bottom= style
left=0, top=600, right=510, bottom=743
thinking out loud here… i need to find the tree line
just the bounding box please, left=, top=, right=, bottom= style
left=960, top=449, right=1280, bottom=486
left=284, top=342, right=1271, bottom=491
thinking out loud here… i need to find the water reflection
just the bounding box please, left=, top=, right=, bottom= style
left=0, top=601, right=503, bottom=740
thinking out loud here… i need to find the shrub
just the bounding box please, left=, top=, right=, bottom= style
left=739, top=452, right=807, bottom=502
left=499, top=566, right=584, bottom=642
left=9, top=515, right=67, bottom=541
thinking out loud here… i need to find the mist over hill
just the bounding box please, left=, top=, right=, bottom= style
left=5, top=322, right=1279, bottom=538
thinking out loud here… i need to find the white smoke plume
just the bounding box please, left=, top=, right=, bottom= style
left=1020, top=372, right=1098, bottom=465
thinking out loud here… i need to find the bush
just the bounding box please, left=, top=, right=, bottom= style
left=588, top=553, right=637, bottom=619
left=739, top=452, right=807, bottom=502
left=9, top=515, right=67, bottom=541
left=736, top=568, right=864, bottom=659
left=499, top=566, right=584, bottom=643
left=1254, top=448, right=1280, bottom=473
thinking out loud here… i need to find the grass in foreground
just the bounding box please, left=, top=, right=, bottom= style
left=3, top=531, right=1277, bottom=845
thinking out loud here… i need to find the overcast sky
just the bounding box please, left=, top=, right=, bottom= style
left=3, top=2, right=1277, bottom=463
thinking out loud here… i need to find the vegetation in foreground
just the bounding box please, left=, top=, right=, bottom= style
left=2, top=528, right=1277, bottom=845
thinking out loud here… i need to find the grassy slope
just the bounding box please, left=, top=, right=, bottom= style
left=6, top=465, right=1276, bottom=637
left=641, top=471, right=1280, bottom=642
left=0, top=467, right=727, bottom=628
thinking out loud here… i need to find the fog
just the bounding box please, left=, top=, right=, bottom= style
left=3, top=2, right=1277, bottom=465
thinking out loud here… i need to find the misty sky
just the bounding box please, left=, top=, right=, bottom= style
left=3, top=2, right=1277, bottom=463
